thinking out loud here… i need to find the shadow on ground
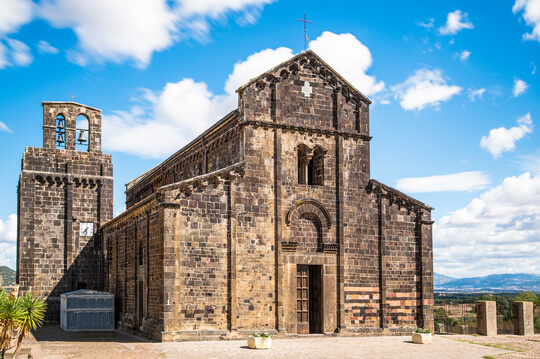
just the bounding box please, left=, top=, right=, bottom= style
left=32, top=325, right=153, bottom=343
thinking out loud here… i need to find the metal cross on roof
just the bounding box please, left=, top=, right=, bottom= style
left=69, top=93, right=76, bottom=102
left=301, top=81, right=312, bottom=97
left=298, top=13, right=312, bottom=51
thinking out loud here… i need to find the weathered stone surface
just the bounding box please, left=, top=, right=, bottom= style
left=17, top=102, right=113, bottom=321
left=476, top=300, right=497, bottom=336
left=513, top=301, right=534, bottom=336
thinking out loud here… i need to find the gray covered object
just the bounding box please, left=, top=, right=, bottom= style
left=60, top=289, right=114, bottom=331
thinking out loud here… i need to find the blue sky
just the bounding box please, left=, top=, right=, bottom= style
left=0, top=0, right=539, bottom=278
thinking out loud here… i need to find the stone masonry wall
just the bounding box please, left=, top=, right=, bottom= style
left=102, top=198, right=164, bottom=337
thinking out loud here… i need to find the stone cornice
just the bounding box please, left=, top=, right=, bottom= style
left=367, top=179, right=434, bottom=211
left=241, top=120, right=372, bottom=141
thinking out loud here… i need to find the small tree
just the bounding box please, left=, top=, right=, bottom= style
left=513, top=291, right=540, bottom=307
left=0, top=289, right=46, bottom=359
left=434, top=307, right=446, bottom=320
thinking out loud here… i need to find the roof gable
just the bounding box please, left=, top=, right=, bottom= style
left=236, top=50, right=372, bottom=105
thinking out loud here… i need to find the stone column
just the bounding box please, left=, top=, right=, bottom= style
left=476, top=301, right=497, bottom=336
left=513, top=301, right=534, bottom=336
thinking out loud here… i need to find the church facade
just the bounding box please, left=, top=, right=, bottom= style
left=100, top=50, right=434, bottom=341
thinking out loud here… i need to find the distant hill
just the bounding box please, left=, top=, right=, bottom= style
left=435, top=273, right=540, bottom=292
left=0, top=266, right=16, bottom=287
left=434, top=272, right=456, bottom=286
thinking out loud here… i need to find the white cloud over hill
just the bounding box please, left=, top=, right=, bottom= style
left=435, top=172, right=540, bottom=278
left=0, top=214, right=17, bottom=270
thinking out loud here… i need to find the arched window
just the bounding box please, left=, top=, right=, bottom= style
left=76, top=114, right=89, bottom=152
left=311, top=147, right=324, bottom=185
left=298, top=145, right=324, bottom=186
left=55, top=114, right=65, bottom=149
left=298, top=145, right=309, bottom=185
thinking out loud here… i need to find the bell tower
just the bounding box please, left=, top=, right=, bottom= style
left=17, top=101, right=113, bottom=321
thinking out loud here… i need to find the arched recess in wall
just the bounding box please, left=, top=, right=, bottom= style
left=55, top=114, right=66, bottom=149
left=76, top=114, right=89, bottom=152
left=286, top=198, right=333, bottom=252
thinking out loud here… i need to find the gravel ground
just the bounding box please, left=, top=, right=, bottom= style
left=444, top=334, right=540, bottom=358
left=16, top=326, right=526, bottom=359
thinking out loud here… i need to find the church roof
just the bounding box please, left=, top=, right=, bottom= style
left=236, top=49, right=372, bottom=105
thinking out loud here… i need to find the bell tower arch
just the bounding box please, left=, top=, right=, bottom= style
left=43, top=101, right=102, bottom=153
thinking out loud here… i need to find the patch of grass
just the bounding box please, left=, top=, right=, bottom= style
left=482, top=356, right=496, bottom=359
left=454, top=339, right=520, bottom=352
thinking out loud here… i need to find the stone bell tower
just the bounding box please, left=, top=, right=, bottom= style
left=17, top=102, right=113, bottom=321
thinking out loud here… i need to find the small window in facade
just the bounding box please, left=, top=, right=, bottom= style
left=298, top=145, right=324, bottom=186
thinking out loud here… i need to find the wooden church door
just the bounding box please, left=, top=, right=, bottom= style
left=297, top=265, right=322, bottom=334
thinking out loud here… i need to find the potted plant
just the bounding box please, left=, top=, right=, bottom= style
left=248, top=332, right=272, bottom=349
left=412, top=328, right=432, bottom=344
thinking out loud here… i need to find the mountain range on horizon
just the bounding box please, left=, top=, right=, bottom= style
left=435, top=272, right=540, bottom=292
left=1, top=266, right=538, bottom=293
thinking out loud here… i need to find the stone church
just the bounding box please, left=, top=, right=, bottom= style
left=17, top=50, right=434, bottom=340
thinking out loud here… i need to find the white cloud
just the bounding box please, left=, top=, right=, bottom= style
left=309, top=31, right=385, bottom=96
left=457, top=49, right=471, bottom=62
left=396, top=171, right=490, bottom=193
left=39, top=0, right=177, bottom=68
left=391, top=68, right=462, bottom=111
left=103, top=82, right=232, bottom=159
left=439, top=10, right=474, bottom=35
left=37, top=40, right=59, bottom=54
left=417, top=18, right=435, bottom=29
left=103, top=46, right=292, bottom=158
left=435, top=172, right=540, bottom=277
left=224, top=47, right=294, bottom=95
left=480, top=113, right=533, bottom=158
left=0, top=214, right=17, bottom=270
left=468, top=88, right=486, bottom=101
left=38, top=0, right=275, bottom=68
left=175, top=0, right=274, bottom=19
left=0, top=121, right=12, bottom=133
left=6, top=39, right=33, bottom=66
left=0, top=0, right=34, bottom=69
left=513, top=0, right=540, bottom=41
left=0, top=0, right=33, bottom=35
left=513, top=77, right=529, bottom=97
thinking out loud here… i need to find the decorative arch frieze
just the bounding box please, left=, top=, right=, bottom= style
left=285, top=198, right=332, bottom=229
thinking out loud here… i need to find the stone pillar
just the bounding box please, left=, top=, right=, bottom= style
left=513, top=301, right=534, bottom=336
left=476, top=301, right=497, bottom=336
